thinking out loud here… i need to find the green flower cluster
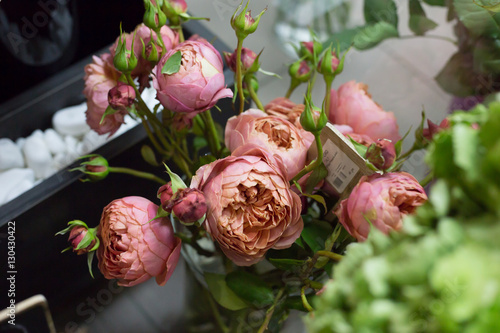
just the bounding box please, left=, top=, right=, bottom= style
left=306, top=102, right=500, bottom=333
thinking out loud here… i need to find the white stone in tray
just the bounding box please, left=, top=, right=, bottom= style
left=23, top=135, right=56, bottom=179
left=0, top=138, right=25, bottom=170
left=4, top=179, right=35, bottom=203
left=43, top=128, right=66, bottom=155
left=0, top=168, right=35, bottom=205
left=52, top=102, right=90, bottom=138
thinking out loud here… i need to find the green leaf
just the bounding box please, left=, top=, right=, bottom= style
left=409, top=9, right=438, bottom=35
left=193, top=136, right=208, bottom=153
left=323, top=27, right=363, bottom=52
left=364, top=0, right=398, bottom=27
left=454, top=0, right=500, bottom=37
left=301, top=221, right=333, bottom=253
left=473, top=0, right=500, bottom=12
left=161, top=50, right=182, bottom=75
left=258, top=68, right=282, bottom=79
left=435, top=52, right=477, bottom=97
left=225, top=271, right=274, bottom=308
left=353, top=22, right=399, bottom=50
left=141, top=145, right=159, bottom=167
left=204, top=273, right=248, bottom=311
left=348, top=136, right=368, bottom=157
left=452, top=123, right=480, bottom=180
left=100, top=105, right=118, bottom=125
left=425, top=132, right=457, bottom=179
left=268, top=258, right=305, bottom=271
left=429, top=179, right=450, bottom=217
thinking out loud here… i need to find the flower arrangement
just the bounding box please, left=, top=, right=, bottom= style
left=55, top=0, right=500, bottom=332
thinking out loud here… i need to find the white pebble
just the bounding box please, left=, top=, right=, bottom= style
left=52, top=102, right=90, bottom=138
left=53, top=152, right=72, bottom=169
left=15, top=137, right=26, bottom=150
left=23, top=135, right=55, bottom=179
left=43, top=129, right=66, bottom=155
left=4, top=179, right=35, bottom=203
left=0, top=138, right=25, bottom=170
left=0, top=168, right=35, bottom=205
left=80, top=131, right=108, bottom=154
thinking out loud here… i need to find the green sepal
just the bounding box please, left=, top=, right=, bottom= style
left=75, top=227, right=97, bottom=251
left=87, top=251, right=96, bottom=279
left=163, top=163, right=187, bottom=192
left=348, top=136, right=368, bottom=157
left=100, top=105, right=118, bottom=125
left=55, top=220, right=89, bottom=236
left=178, top=12, right=210, bottom=21
left=225, top=270, right=274, bottom=308
left=162, top=50, right=182, bottom=75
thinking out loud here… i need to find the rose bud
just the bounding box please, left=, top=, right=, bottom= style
left=97, top=196, right=182, bottom=286
left=317, top=46, right=340, bottom=79
left=422, top=118, right=450, bottom=141
left=108, top=82, right=136, bottom=111
left=68, top=226, right=97, bottom=255
left=158, top=181, right=174, bottom=211
left=153, top=40, right=233, bottom=114
left=113, top=33, right=139, bottom=73
left=72, top=154, right=110, bottom=182
left=164, top=0, right=188, bottom=15
left=329, top=81, right=401, bottom=143
left=231, top=1, right=267, bottom=40
left=335, top=172, right=427, bottom=242
left=171, top=188, right=207, bottom=225
left=299, top=40, right=322, bottom=62
left=223, top=47, right=259, bottom=73
left=143, top=0, right=167, bottom=31
left=366, top=139, right=396, bottom=170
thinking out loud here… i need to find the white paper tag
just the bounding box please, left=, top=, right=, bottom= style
left=323, top=139, right=360, bottom=193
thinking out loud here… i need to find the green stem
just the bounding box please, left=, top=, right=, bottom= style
left=305, top=279, right=324, bottom=290
left=177, top=27, right=185, bottom=43
left=204, top=288, right=229, bottom=333
left=291, top=132, right=323, bottom=183
left=301, top=286, right=314, bottom=312
left=285, top=81, right=299, bottom=99
left=398, top=142, right=421, bottom=161
left=109, top=167, right=166, bottom=185
left=174, top=232, right=213, bottom=257
left=257, top=288, right=285, bottom=333
left=316, top=250, right=343, bottom=262
left=323, top=77, right=333, bottom=116
left=419, top=172, right=434, bottom=187
left=154, top=30, right=167, bottom=56
left=201, top=110, right=222, bottom=157
left=140, top=118, right=169, bottom=156
left=245, top=76, right=264, bottom=110
left=235, top=39, right=245, bottom=114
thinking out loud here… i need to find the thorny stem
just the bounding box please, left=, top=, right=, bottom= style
left=257, top=288, right=285, bottom=333
left=108, top=167, right=166, bottom=185
left=236, top=39, right=245, bottom=114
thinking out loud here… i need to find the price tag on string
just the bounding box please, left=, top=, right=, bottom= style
left=308, top=123, right=375, bottom=220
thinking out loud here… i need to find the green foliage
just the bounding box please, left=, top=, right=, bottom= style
left=161, top=50, right=182, bottom=75
left=225, top=270, right=275, bottom=308
left=307, top=102, right=500, bottom=332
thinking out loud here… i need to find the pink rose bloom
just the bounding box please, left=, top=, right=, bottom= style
left=329, top=81, right=401, bottom=143
left=110, top=23, right=178, bottom=89
left=334, top=124, right=376, bottom=147
left=190, top=146, right=303, bottom=266
left=225, top=109, right=314, bottom=180
left=264, top=97, right=306, bottom=129
left=335, top=172, right=427, bottom=242
left=83, top=53, right=125, bottom=136
left=97, top=196, right=181, bottom=287
left=153, top=40, right=233, bottom=114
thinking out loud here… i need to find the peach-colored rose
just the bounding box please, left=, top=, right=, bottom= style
left=83, top=53, right=125, bottom=136
left=225, top=109, right=314, bottom=180
left=110, top=23, right=178, bottom=89
left=97, top=196, right=181, bottom=287
left=190, top=146, right=303, bottom=266
left=264, top=97, right=305, bottom=129
left=329, top=81, right=401, bottom=143
left=335, top=172, right=427, bottom=242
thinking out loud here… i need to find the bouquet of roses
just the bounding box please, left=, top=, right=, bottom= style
left=54, top=0, right=455, bottom=331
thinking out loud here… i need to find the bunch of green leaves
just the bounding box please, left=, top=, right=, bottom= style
left=326, top=0, right=500, bottom=97
left=305, top=102, right=500, bottom=332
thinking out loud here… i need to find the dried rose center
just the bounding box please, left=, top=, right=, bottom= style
left=255, top=119, right=294, bottom=149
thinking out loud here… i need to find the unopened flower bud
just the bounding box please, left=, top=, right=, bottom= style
left=289, top=60, right=311, bottom=83
left=231, top=1, right=267, bottom=40
left=300, top=97, right=327, bottom=133
left=318, top=47, right=340, bottom=79
left=172, top=188, right=207, bottom=225
left=73, top=154, right=109, bottom=182
left=158, top=181, right=174, bottom=212
left=422, top=118, right=450, bottom=141
left=113, top=32, right=139, bottom=73
left=300, top=40, right=322, bottom=62
left=143, top=0, right=167, bottom=31
left=68, top=226, right=97, bottom=255
left=224, top=47, right=259, bottom=73
left=165, top=0, right=187, bottom=15
left=366, top=139, right=396, bottom=170
left=108, top=83, right=136, bottom=111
